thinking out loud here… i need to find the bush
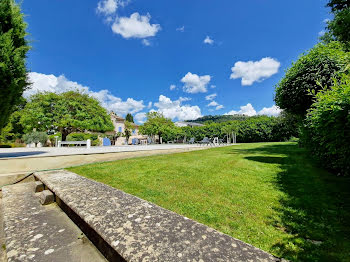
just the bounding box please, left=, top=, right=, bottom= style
left=302, top=75, right=350, bottom=175
left=0, top=144, right=11, bottom=148
left=22, top=131, right=48, bottom=147
left=180, top=115, right=297, bottom=143
left=66, top=133, right=100, bottom=146
left=275, top=42, right=350, bottom=117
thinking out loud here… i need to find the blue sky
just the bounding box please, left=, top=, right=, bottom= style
left=21, top=0, right=330, bottom=123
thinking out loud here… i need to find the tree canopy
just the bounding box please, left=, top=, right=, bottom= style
left=0, top=0, right=30, bottom=130
left=274, top=42, right=350, bottom=117
left=125, top=113, right=134, bottom=123
left=20, top=91, right=114, bottom=141
left=139, top=112, right=174, bottom=143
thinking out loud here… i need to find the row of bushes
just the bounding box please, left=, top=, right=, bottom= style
left=158, top=115, right=298, bottom=143
left=302, top=75, right=350, bottom=175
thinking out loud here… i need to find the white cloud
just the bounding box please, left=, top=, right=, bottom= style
left=258, top=105, right=282, bottom=116
left=225, top=103, right=281, bottom=117
left=323, top=18, right=330, bottom=23
left=142, top=39, right=151, bottom=46
left=134, top=112, right=147, bottom=124
left=181, top=72, right=211, bottom=94
left=207, top=101, right=219, bottom=107
left=225, top=103, right=257, bottom=116
left=169, top=84, right=176, bottom=91
left=97, top=0, right=118, bottom=15
left=26, top=72, right=145, bottom=116
left=207, top=99, right=223, bottom=110
left=147, top=102, right=152, bottom=108
left=203, top=36, right=214, bottom=45
left=154, top=95, right=201, bottom=121
left=205, top=93, right=217, bottom=101
left=230, top=57, right=280, bottom=86
left=176, top=26, right=185, bottom=32
left=112, top=13, right=161, bottom=39
left=210, top=85, right=216, bottom=89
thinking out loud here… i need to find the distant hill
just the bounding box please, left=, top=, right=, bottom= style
left=188, top=114, right=249, bottom=123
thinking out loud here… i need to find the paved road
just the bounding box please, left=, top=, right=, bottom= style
left=0, top=144, right=203, bottom=159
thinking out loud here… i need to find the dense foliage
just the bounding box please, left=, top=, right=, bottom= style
left=23, top=131, right=48, bottom=147
left=302, top=75, right=350, bottom=175
left=125, top=113, right=134, bottom=123
left=181, top=115, right=298, bottom=143
left=0, top=0, right=30, bottom=130
left=275, top=42, right=350, bottom=117
left=66, top=132, right=100, bottom=146
left=20, top=91, right=114, bottom=141
left=327, top=8, right=350, bottom=49
left=139, top=112, right=175, bottom=143
left=187, top=114, right=249, bottom=123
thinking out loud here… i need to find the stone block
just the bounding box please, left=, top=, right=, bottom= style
left=34, top=181, right=44, bottom=192
left=40, top=190, right=55, bottom=205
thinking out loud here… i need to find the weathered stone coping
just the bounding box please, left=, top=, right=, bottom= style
left=35, top=170, right=281, bottom=262
left=2, top=182, right=106, bottom=262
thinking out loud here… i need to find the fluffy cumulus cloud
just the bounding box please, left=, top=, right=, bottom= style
left=225, top=103, right=257, bottom=116
left=154, top=95, right=201, bottom=121
left=205, top=93, right=217, bottom=101
left=225, top=103, right=281, bottom=117
left=257, top=105, right=282, bottom=116
left=207, top=101, right=219, bottom=107
left=230, top=57, right=280, bottom=86
left=134, top=112, right=147, bottom=124
left=203, top=36, right=214, bottom=45
left=112, top=13, right=161, bottom=39
left=181, top=72, right=211, bottom=94
left=26, top=72, right=145, bottom=116
left=97, top=0, right=118, bottom=15
left=169, top=84, right=176, bottom=91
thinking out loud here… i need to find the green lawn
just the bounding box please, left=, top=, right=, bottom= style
left=68, top=142, right=350, bottom=261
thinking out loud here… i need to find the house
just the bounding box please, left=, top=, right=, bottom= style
left=174, top=121, right=204, bottom=127
left=109, top=112, right=145, bottom=145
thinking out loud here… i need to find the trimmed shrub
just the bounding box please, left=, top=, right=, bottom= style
left=302, top=75, right=350, bottom=175
left=23, top=131, right=48, bottom=147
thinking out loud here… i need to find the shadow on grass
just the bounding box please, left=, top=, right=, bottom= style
left=231, top=144, right=350, bottom=262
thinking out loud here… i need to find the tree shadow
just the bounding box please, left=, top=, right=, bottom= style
left=230, top=143, right=350, bottom=261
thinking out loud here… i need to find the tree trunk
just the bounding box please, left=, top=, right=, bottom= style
left=62, top=131, right=69, bottom=141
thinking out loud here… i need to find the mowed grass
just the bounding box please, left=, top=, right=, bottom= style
left=68, top=142, right=350, bottom=261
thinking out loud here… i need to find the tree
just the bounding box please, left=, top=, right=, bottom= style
left=20, top=91, right=114, bottom=141
left=0, top=0, right=30, bottom=131
left=23, top=131, right=48, bottom=147
left=302, top=74, right=350, bottom=175
left=327, top=0, right=350, bottom=12
left=139, top=112, right=174, bottom=143
left=0, top=97, right=26, bottom=143
left=125, top=113, right=134, bottom=123
left=327, top=8, right=350, bottom=48
left=274, top=42, right=350, bottom=117
left=123, top=121, right=133, bottom=143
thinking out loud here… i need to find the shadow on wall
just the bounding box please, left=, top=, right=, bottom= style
left=231, top=144, right=350, bottom=261
left=0, top=151, right=46, bottom=159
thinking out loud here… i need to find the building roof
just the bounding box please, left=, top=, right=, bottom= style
left=110, top=112, right=125, bottom=122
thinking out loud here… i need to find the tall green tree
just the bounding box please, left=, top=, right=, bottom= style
left=0, top=0, right=30, bottom=130
left=274, top=42, right=350, bottom=117
left=327, top=0, right=350, bottom=12
left=139, top=112, right=174, bottom=143
left=20, top=91, right=114, bottom=141
left=125, top=113, right=134, bottom=123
